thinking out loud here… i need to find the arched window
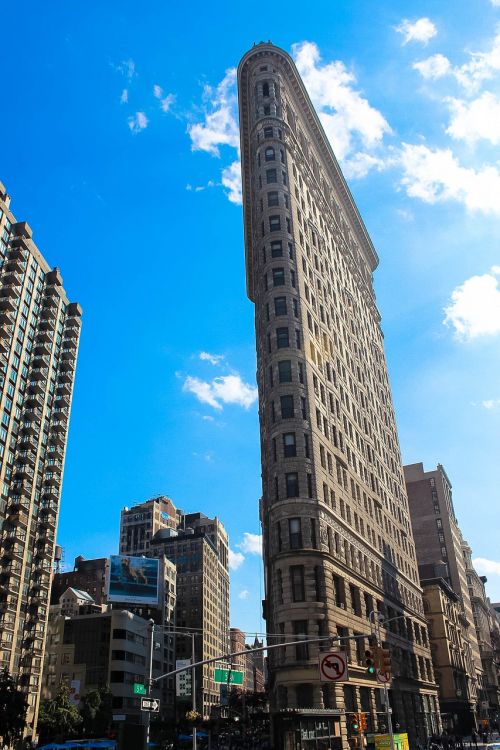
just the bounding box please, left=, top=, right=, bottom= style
left=265, top=147, right=275, bottom=162
left=262, top=82, right=270, bottom=97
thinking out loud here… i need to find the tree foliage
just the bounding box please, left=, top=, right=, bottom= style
left=80, top=687, right=113, bottom=737
left=37, top=686, right=82, bottom=741
left=0, top=667, right=28, bottom=747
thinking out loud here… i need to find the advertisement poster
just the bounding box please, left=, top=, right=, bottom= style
left=107, top=555, right=159, bottom=605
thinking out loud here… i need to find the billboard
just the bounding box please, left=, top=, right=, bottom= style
left=107, top=555, right=159, bottom=605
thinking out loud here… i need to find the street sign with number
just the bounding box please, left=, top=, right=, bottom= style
left=319, top=651, right=349, bottom=682
left=133, top=683, right=146, bottom=695
left=214, top=668, right=244, bottom=685
left=141, top=697, right=160, bottom=712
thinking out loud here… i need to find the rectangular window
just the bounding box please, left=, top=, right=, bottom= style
left=272, top=268, right=285, bottom=286
left=269, top=215, right=281, bottom=231
left=289, top=518, right=302, bottom=549
left=304, top=433, right=310, bottom=458
left=283, top=433, right=296, bottom=457
left=274, top=296, right=287, bottom=316
left=290, top=566, right=305, bottom=602
left=280, top=395, right=294, bottom=418
left=294, top=620, right=308, bottom=660
left=278, top=360, right=292, bottom=383
left=276, top=327, right=289, bottom=348
left=268, top=191, right=279, bottom=207
left=266, top=168, right=277, bottom=184
left=271, top=240, right=283, bottom=257
left=264, top=127, right=273, bottom=138
left=286, top=472, right=299, bottom=498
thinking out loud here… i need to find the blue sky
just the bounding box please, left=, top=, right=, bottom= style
left=3, top=1, right=500, bottom=636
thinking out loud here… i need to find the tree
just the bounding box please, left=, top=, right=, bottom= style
left=37, top=686, right=82, bottom=741
left=0, top=667, right=28, bottom=747
left=80, top=687, right=113, bottom=737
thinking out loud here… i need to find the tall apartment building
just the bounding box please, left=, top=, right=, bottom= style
left=404, top=463, right=481, bottom=727
left=120, top=500, right=230, bottom=719
left=462, top=542, right=500, bottom=721
left=238, top=44, right=440, bottom=748
left=51, top=555, right=108, bottom=604
left=0, top=183, right=82, bottom=734
left=120, top=495, right=179, bottom=555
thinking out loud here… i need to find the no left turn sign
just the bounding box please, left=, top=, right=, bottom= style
left=318, top=651, right=349, bottom=682
left=376, top=670, right=392, bottom=684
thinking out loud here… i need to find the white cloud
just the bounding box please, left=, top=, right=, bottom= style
left=238, top=533, right=263, bottom=556
left=395, top=18, right=437, bottom=45
left=199, top=352, right=224, bottom=365
left=229, top=549, right=245, bottom=570
left=153, top=84, right=176, bottom=113
left=482, top=399, right=500, bottom=409
left=444, top=267, right=500, bottom=339
left=183, top=374, right=257, bottom=410
left=238, top=590, right=249, bottom=600
left=188, top=68, right=239, bottom=156
left=473, top=557, right=500, bottom=576
left=128, top=112, right=148, bottom=134
left=492, top=0, right=500, bottom=5
left=120, top=88, right=129, bottom=104
left=413, top=54, right=451, bottom=79
left=292, top=41, right=391, bottom=163
left=221, top=160, right=242, bottom=204
left=453, top=30, right=500, bottom=92
left=399, top=143, right=500, bottom=214
left=342, top=152, right=388, bottom=179
left=446, top=92, right=500, bottom=144
left=201, top=415, right=215, bottom=421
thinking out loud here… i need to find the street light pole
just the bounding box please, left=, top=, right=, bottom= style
left=191, top=632, right=197, bottom=750
left=369, top=611, right=396, bottom=750
left=145, top=619, right=155, bottom=750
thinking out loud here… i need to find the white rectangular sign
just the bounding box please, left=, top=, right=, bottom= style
left=176, top=659, right=192, bottom=697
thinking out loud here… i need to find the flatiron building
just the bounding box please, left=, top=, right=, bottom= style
left=238, top=44, right=440, bottom=747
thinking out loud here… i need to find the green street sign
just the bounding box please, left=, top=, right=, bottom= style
left=214, top=668, right=244, bottom=685
left=133, top=683, right=146, bottom=695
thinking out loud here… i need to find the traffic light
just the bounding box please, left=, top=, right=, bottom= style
left=364, top=646, right=378, bottom=674
left=352, top=712, right=360, bottom=732
left=359, top=712, right=367, bottom=731
left=380, top=647, right=392, bottom=675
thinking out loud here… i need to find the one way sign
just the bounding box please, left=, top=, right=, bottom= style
left=141, top=697, right=160, bottom=713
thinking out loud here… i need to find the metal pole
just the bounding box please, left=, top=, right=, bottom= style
left=370, top=611, right=395, bottom=750
left=145, top=619, right=155, bottom=750
left=192, top=632, right=197, bottom=750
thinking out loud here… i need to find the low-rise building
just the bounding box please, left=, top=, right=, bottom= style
left=43, top=600, right=160, bottom=725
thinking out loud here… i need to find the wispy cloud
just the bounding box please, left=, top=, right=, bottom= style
left=188, top=68, right=239, bottom=156
left=238, top=532, right=262, bottom=556
left=120, top=88, right=129, bottom=104
left=473, top=557, right=500, bottom=576
left=199, top=351, right=225, bottom=366
left=128, top=112, right=148, bottom=134
left=229, top=549, right=245, bottom=570
left=183, top=374, right=257, bottom=410
left=444, top=266, right=500, bottom=339
left=482, top=399, right=500, bottom=409
left=238, top=590, right=249, bottom=600
left=117, top=58, right=136, bottom=80
left=395, top=17, right=437, bottom=45
left=153, top=84, right=176, bottom=113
